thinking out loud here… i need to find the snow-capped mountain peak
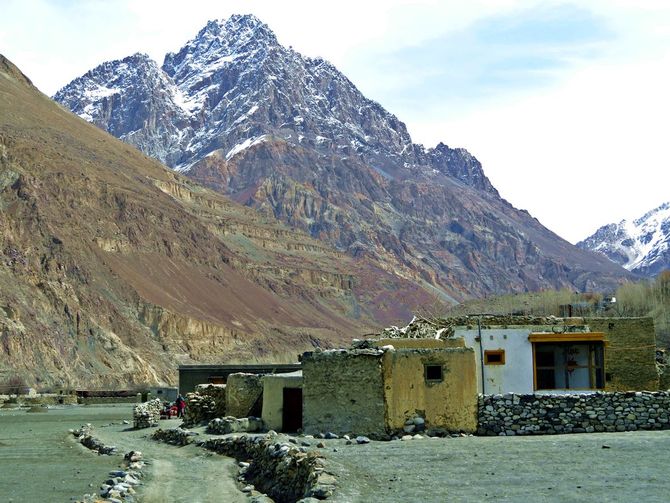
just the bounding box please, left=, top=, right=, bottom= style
left=54, top=14, right=504, bottom=187
left=52, top=14, right=631, bottom=296
left=578, top=202, right=670, bottom=277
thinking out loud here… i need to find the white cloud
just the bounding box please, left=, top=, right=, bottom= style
left=409, top=50, right=670, bottom=243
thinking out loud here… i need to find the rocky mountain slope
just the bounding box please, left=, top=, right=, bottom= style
left=1, top=54, right=449, bottom=388
left=578, top=202, right=670, bottom=277
left=54, top=14, right=631, bottom=298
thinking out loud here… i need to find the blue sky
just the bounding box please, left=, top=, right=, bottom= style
left=356, top=4, right=612, bottom=108
left=2, top=0, right=669, bottom=243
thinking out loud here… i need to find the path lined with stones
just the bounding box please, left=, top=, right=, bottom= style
left=94, top=418, right=246, bottom=503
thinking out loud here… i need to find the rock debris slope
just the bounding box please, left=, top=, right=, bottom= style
left=578, top=202, right=670, bottom=277
left=55, top=14, right=630, bottom=298
left=1, top=54, right=435, bottom=387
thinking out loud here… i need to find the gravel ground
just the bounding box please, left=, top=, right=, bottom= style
left=324, top=432, right=670, bottom=502
left=0, top=405, right=245, bottom=503
left=0, top=404, right=135, bottom=502
left=3, top=405, right=670, bottom=502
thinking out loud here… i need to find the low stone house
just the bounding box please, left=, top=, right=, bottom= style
left=177, top=363, right=301, bottom=395
left=301, top=339, right=478, bottom=437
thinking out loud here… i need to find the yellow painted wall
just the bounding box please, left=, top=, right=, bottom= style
left=382, top=348, right=478, bottom=433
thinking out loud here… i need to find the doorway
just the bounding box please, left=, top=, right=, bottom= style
left=282, top=387, right=303, bottom=432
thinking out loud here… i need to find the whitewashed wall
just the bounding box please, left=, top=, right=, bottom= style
left=458, top=327, right=535, bottom=394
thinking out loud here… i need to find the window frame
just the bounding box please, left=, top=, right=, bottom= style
left=484, top=349, right=506, bottom=365
left=424, top=363, right=444, bottom=383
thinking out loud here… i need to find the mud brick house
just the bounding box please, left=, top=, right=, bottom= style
left=261, top=371, right=304, bottom=432
left=301, top=339, right=479, bottom=437
left=390, top=316, right=659, bottom=395
left=178, top=316, right=660, bottom=436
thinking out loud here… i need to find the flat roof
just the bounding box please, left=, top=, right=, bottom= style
left=178, top=363, right=301, bottom=371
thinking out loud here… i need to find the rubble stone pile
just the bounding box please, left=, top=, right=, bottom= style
left=479, top=391, right=670, bottom=436
left=133, top=398, right=162, bottom=429
left=151, top=427, right=199, bottom=446
left=182, top=391, right=218, bottom=427
left=207, top=416, right=264, bottom=434
left=202, top=433, right=337, bottom=501
left=378, top=316, right=454, bottom=339
left=195, top=383, right=227, bottom=414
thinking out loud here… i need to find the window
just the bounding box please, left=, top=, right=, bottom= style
left=532, top=342, right=604, bottom=390
left=484, top=350, right=505, bottom=365
left=425, top=364, right=443, bottom=382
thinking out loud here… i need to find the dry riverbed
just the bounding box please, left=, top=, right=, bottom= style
left=2, top=404, right=670, bottom=502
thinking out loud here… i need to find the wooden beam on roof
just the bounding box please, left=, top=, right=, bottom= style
left=528, top=332, right=605, bottom=343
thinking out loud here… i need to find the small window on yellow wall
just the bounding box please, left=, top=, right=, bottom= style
left=424, top=364, right=444, bottom=382
left=484, top=350, right=505, bottom=365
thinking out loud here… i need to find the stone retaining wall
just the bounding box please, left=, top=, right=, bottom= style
left=478, top=391, right=670, bottom=436
left=201, top=434, right=336, bottom=502
left=207, top=416, right=264, bottom=434
left=152, top=427, right=199, bottom=446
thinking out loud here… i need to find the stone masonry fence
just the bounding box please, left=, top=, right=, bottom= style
left=201, top=434, right=336, bottom=503
left=478, top=391, right=670, bottom=436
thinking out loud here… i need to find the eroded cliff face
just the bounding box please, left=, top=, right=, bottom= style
left=188, top=138, right=629, bottom=298
left=3, top=54, right=434, bottom=388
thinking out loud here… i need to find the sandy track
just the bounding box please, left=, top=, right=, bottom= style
left=94, top=418, right=246, bottom=503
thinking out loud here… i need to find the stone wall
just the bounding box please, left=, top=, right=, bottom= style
left=225, top=373, right=263, bottom=418
left=151, top=427, right=199, bottom=446
left=79, top=395, right=141, bottom=405
left=201, top=434, right=336, bottom=502
left=478, top=391, right=670, bottom=436
left=302, top=349, right=385, bottom=437
left=207, top=416, right=264, bottom=434
left=586, top=318, right=659, bottom=391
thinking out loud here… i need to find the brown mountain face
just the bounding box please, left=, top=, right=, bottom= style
left=0, top=55, right=444, bottom=388
left=189, top=138, right=630, bottom=297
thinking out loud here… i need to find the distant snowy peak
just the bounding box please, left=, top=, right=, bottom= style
left=578, top=202, right=670, bottom=277
left=53, top=52, right=192, bottom=166
left=163, top=14, right=277, bottom=75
